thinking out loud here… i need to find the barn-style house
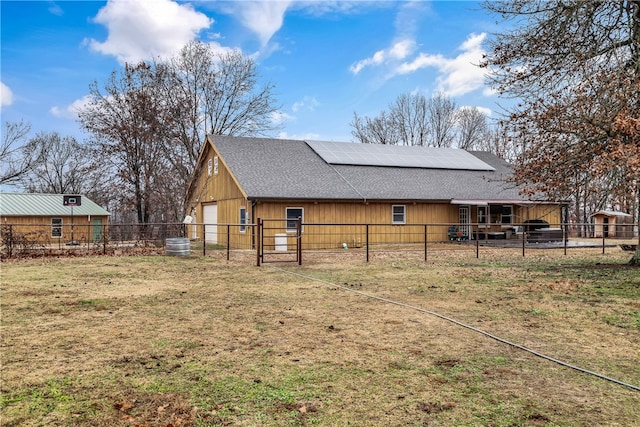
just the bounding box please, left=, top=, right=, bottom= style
left=185, top=135, right=565, bottom=249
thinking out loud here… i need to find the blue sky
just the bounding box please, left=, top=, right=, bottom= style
left=1, top=0, right=500, bottom=143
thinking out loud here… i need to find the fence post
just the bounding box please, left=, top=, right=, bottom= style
left=563, top=223, right=568, bottom=256
left=296, top=217, right=302, bottom=266
left=602, top=233, right=606, bottom=254
left=256, top=218, right=261, bottom=267
left=522, top=230, right=526, bottom=257
left=476, top=230, right=480, bottom=258
left=202, top=223, right=206, bottom=256
left=7, top=224, right=13, bottom=258
left=227, top=224, right=230, bottom=261
left=366, top=224, right=370, bottom=263
left=103, top=224, right=107, bottom=255
left=424, top=224, right=428, bottom=262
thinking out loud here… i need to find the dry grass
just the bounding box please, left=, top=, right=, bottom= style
left=1, top=246, right=639, bottom=426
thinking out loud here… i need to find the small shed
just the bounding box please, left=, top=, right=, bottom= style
left=0, top=193, right=110, bottom=244
left=590, top=210, right=634, bottom=238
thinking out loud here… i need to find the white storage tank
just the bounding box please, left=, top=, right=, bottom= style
left=275, top=234, right=287, bottom=251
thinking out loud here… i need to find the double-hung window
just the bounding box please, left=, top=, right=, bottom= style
left=501, top=205, right=513, bottom=225
left=286, top=207, right=303, bottom=232
left=392, top=205, right=406, bottom=224
left=239, top=207, right=247, bottom=232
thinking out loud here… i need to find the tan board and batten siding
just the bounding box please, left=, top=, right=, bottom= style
left=0, top=193, right=110, bottom=244
left=1, top=215, right=106, bottom=241
left=185, top=136, right=563, bottom=250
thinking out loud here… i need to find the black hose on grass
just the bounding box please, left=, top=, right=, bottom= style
left=271, top=266, right=640, bottom=392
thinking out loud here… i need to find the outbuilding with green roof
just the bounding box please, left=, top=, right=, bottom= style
left=1, top=193, right=110, bottom=245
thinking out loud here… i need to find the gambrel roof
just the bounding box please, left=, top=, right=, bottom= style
left=197, top=135, right=550, bottom=204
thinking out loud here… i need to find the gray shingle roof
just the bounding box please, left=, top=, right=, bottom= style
left=210, top=135, right=540, bottom=203
left=0, top=193, right=110, bottom=216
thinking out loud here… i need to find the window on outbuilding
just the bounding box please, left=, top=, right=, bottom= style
left=286, top=207, right=303, bottom=232
left=392, top=205, right=406, bottom=224
left=52, top=218, right=62, bottom=238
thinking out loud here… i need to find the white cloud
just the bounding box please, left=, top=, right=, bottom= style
left=278, top=131, right=321, bottom=141
left=349, top=39, right=416, bottom=74
left=48, top=2, right=64, bottom=16
left=395, top=52, right=446, bottom=74
left=232, top=1, right=292, bottom=46
left=432, top=33, right=487, bottom=96
left=292, top=96, right=319, bottom=113
left=86, top=0, right=212, bottom=64
left=476, top=106, right=493, bottom=116
left=270, top=110, right=294, bottom=127
left=50, top=95, right=91, bottom=119
left=394, top=1, right=431, bottom=40
left=1, top=82, right=13, bottom=107
left=356, top=33, right=484, bottom=96
left=394, top=32, right=488, bottom=97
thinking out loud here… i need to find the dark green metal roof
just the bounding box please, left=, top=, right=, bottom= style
left=0, top=193, right=110, bottom=217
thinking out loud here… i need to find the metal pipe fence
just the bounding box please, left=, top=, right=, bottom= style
left=1, top=221, right=637, bottom=263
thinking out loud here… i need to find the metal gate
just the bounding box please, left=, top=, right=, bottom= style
left=256, top=218, right=302, bottom=266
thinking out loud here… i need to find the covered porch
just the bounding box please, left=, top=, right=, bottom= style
left=449, top=199, right=566, bottom=242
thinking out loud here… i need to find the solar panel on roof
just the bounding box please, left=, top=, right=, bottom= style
left=306, top=140, right=495, bottom=171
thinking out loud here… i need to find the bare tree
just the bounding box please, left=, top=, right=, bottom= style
left=159, top=43, right=281, bottom=216
left=20, top=132, right=91, bottom=194
left=161, top=42, right=281, bottom=169
left=456, top=107, right=489, bottom=150
left=351, top=111, right=399, bottom=145
left=78, top=45, right=280, bottom=224
left=351, top=92, right=461, bottom=147
left=205, top=50, right=280, bottom=138
left=78, top=62, right=175, bottom=225
left=482, top=0, right=640, bottom=264
left=352, top=92, right=455, bottom=146
left=427, top=92, right=457, bottom=147
left=0, top=120, right=43, bottom=187
left=482, top=124, right=518, bottom=162
left=390, top=93, right=429, bottom=146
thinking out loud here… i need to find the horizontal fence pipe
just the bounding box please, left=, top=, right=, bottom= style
left=2, top=221, right=637, bottom=261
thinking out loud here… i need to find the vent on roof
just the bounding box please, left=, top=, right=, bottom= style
left=305, top=140, right=495, bottom=171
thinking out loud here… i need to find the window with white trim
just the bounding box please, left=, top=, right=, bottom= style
left=51, top=218, right=62, bottom=238
left=392, top=205, right=406, bottom=224
left=478, top=206, right=488, bottom=227
left=286, top=207, right=303, bottom=232
left=239, top=207, right=247, bottom=232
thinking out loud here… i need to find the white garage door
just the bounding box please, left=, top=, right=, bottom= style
left=203, top=204, right=218, bottom=244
